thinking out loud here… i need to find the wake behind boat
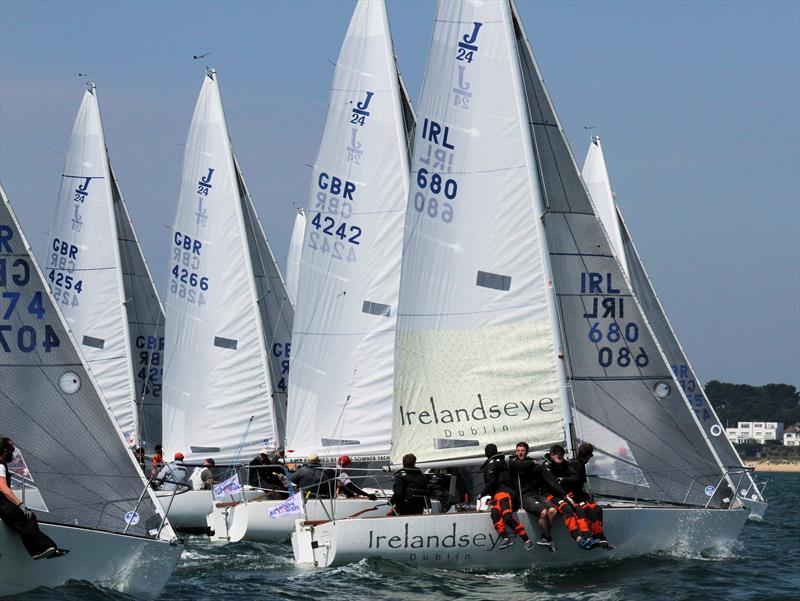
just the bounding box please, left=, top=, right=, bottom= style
left=0, top=184, right=182, bottom=598
left=292, top=0, right=747, bottom=570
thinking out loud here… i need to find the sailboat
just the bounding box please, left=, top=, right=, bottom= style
left=0, top=184, right=182, bottom=598
left=581, top=136, right=767, bottom=520
left=207, top=0, right=416, bottom=544
left=292, top=0, right=747, bottom=569
left=45, top=83, right=165, bottom=452
left=160, top=68, right=294, bottom=532
left=285, top=208, right=306, bottom=306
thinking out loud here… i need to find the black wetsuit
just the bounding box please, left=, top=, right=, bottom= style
left=391, top=467, right=429, bottom=515
left=568, top=457, right=605, bottom=538
left=290, top=463, right=335, bottom=498
left=0, top=459, right=58, bottom=557
left=541, top=453, right=589, bottom=540
left=508, top=456, right=552, bottom=515
left=482, top=454, right=528, bottom=541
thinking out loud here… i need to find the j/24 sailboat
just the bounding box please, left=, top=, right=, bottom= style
left=292, top=0, right=748, bottom=569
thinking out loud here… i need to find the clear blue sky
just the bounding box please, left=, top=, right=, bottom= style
left=1, top=0, right=798, bottom=388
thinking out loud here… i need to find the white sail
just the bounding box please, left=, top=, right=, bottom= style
left=46, top=85, right=138, bottom=445
left=391, top=0, right=565, bottom=466
left=285, top=208, right=305, bottom=306
left=287, top=0, right=412, bottom=461
left=581, top=137, right=627, bottom=274
left=164, top=70, right=281, bottom=463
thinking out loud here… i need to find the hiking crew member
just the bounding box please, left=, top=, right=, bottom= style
left=508, top=441, right=557, bottom=549
left=541, top=444, right=598, bottom=550
left=0, top=437, right=68, bottom=560
left=249, top=449, right=288, bottom=497
left=336, top=455, right=377, bottom=500
left=480, top=443, right=532, bottom=551
left=390, top=453, right=430, bottom=515
left=156, top=452, right=190, bottom=491
left=290, top=454, right=335, bottom=498
left=567, top=442, right=609, bottom=545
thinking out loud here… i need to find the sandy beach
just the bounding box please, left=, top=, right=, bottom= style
left=747, top=460, right=800, bottom=473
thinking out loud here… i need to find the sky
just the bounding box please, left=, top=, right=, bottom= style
left=1, top=0, right=798, bottom=388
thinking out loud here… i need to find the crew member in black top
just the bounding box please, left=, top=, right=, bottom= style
left=481, top=443, right=531, bottom=551
left=566, top=442, right=610, bottom=546
left=508, top=441, right=557, bottom=549
left=0, top=436, right=68, bottom=560
left=390, top=454, right=430, bottom=515
left=290, top=454, right=335, bottom=498
left=541, top=443, right=598, bottom=550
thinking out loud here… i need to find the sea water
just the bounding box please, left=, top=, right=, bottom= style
left=12, top=473, right=799, bottom=600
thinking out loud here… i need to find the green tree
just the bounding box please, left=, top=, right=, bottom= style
left=705, top=381, right=800, bottom=427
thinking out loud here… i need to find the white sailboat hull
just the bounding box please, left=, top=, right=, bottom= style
left=208, top=496, right=393, bottom=543
left=292, top=505, right=748, bottom=569
left=0, top=521, right=182, bottom=599
left=740, top=496, right=768, bottom=521
left=155, top=489, right=214, bottom=533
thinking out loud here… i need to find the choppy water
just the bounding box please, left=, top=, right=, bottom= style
left=12, top=473, right=799, bottom=601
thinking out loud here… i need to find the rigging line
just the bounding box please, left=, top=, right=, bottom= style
left=586, top=379, right=721, bottom=470
left=0, top=389, right=145, bottom=504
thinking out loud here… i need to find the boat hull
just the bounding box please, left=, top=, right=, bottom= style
left=209, top=496, right=394, bottom=543
left=156, top=489, right=214, bottom=533
left=740, top=496, right=768, bottom=521
left=0, top=521, right=182, bottom=599
left=292, top=505, right=748, bottom=569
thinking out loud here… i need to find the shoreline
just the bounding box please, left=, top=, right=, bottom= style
left=746, top=460, right=800, bottom=473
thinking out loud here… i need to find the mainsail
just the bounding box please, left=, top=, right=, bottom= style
left=391, top=0, right=566, bottom=466
left=287, top=0, right=413, bottom=461
left=46, top=85, right=140, bottom=447
left=2, top=184, right=168, bottom=538
left=163, top=70, right=292, bottom=463
left=582, top=136, right=758, bottom=498
left=510, top=0, right=731, bottom=507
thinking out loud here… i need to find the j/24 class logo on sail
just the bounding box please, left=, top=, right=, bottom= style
left=456, top=22, right=483, bottom=63
left=350, top=91, right=374, bottom=126
left=581, top=271, right=649, bottom=369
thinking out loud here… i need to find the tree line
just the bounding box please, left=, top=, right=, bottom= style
left=705, top=381, right=800, bottom=428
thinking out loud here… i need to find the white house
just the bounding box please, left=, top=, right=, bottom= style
left=726, top=421, right=784, bottom=445
left=784, top=423, right=799, bottom=447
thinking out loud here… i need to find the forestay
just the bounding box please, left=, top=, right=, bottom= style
left=1, top=186, right=168, bottom=538
left=164, top=70, right=282, bottom=463
left=510, top=0, right=731, bottom=507
left=391, top=0, right=565, bottom=467
left=287, top=0, right=412, bottom=461
left=46, top=86, right=137, bottom=446
left=581, top=137, right=758, bottom=499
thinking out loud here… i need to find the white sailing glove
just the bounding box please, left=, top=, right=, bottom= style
left=476, top=495, right=492, bottom=511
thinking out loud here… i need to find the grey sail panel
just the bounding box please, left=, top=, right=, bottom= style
left=233, top=156, right=293, bottom=445
left=510, top=2, right=729, bottom=507
left=1, top=186, right=162, bottom=538
left=616, top=209, right=754, bottom=487
left=110, top=165, right=165, bottom=451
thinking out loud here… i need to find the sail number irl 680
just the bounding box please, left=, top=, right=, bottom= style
left=413, top=168, right=456, bottom=224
